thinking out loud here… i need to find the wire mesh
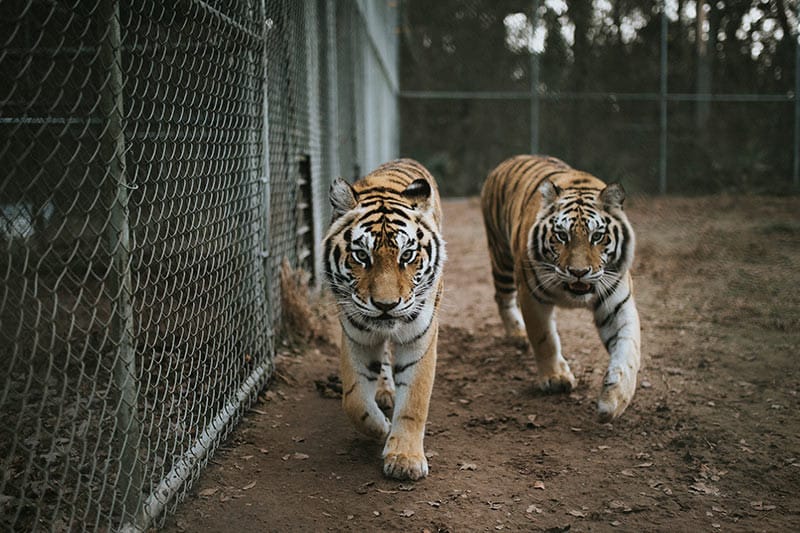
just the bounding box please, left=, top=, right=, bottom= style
left=399, top=0, right=800, bottom=195
left=0, top=0, right=399, bottom=530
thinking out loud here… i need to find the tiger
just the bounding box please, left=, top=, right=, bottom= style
left=323, top=158, right=446, bottom=480
left=481, top=155, right=641, bottom=421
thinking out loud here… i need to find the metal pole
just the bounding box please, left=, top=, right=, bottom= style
left=259, top=0, right=274, bottom=327
left=98, top=0, right=142, bottom=523
left=659, top=1, right=668, bottom=194
left=529, top=0, right=540, bottom=154
left=794, top=1, right=799, bottom=189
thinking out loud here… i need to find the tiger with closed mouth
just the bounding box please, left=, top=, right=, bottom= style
left=323, top=158, right=446, bottom=480
left=481, top=155, right=641, bottom=421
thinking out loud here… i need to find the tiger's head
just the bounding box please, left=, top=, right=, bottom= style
left=529, top=179, right=634, bottom=304
left=324, top=177, right=445, bottom=331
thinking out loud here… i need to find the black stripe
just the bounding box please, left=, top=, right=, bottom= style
left=602, top=320, right=630, bottom=354
left=367, top=360, right=382, bottom=374
left=493, top=271, right=514, bottom=285
left=496, top=286, right=516, bottom=294
left=617, top=222, right=631, bottom=268
left=404, top=314, right=434, bottom=344
left=603, top=332, right=618, bottom=352
left=596, top=291, right=631, bottom=329
left=594, top=276, right=622, bottom=309
left=360, top=412, right=370, bottom=422
left=394, top=356, right=423, bottom=375
left=531, top=225, right=545, bottom=262
left=357, top=372, right=378, bottom=382
left=343, top=383, right=356, bottom=397
left=341, top=320, right=372, bottom=345
left=523, top=267, right=553, bottom=305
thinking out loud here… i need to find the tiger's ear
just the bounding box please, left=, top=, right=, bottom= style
left=330, top=177, right=357, bottom=218
left=599, top=183, right=626, bottom=210
left=538, top=179, right=561, bottom=207
left=402, top=178, right=433, bottom=211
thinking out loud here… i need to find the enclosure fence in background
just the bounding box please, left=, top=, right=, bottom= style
left=0, top=1, right=398, bottom=531
left=399, top=0, right=800, bottom=196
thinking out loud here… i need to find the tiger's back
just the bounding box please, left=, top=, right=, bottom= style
left=481, top=154, right=641, bottom=421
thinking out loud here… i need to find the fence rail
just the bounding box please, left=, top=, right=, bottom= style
left=0, top=1, right=398, bottom=531
left=398, top=0, right=800, bottom=196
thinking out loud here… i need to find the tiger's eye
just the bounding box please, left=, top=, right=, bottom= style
left=400, top=249, right=415, bottom=263
left=553, top=230, right=569, bottom=243
left=353, top=250, right=369, bottom=263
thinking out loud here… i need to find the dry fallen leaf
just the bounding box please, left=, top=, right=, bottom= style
left=459, top=463, right=477, bottom=471
left=533, top=480, right=545, bottom=490
left=568, top=509, right=586, bottom=518
left=750, top=501, right=776, bottom=511
left=242, top=481, right=256, bottom=490
left=293, top=453, right=309, bottom=460
left=526, top=504, right=543, bottom=514
left=400, top=509, right=415, bottom=517
left=355, top=481, right=374, bottom=495
left=689, top=482, right=720, bottom=496
left=198, top=488, right=219, bottom=497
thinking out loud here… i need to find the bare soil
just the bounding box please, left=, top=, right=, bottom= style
left=164, top=195, right=800, bottom=532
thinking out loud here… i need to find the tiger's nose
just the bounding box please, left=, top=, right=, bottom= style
left=568, top=267, right=590, bottom=278
left=372, top=298, right=401, bottom=312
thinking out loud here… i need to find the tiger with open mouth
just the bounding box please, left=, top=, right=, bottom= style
left=481, top=155, right=641, bottom=421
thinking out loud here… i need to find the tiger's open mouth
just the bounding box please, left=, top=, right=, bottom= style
left=566, top=281, right=593, bottom=295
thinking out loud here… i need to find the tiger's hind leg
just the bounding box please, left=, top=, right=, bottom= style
left=518, top=285, right=576, bottom=393
left=375, top=346, right=395, bottom=413
left=487, top=251, right=527, bottom=341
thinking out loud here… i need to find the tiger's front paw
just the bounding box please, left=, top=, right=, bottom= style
left=382, top=432, right=429, bottom=480
left=597, top=366, right=636, bottom=421
left=383, top=451, right=429, bottom=481
left=536, top=360, right=576, bottom=393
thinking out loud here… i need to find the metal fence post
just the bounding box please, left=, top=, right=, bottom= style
left=97, top=0, right=143, bottom=523
left=260, top=0, right=274, bottom=326
left=794, top=1, right=799, bottom=189
left=659, top=1, right=668, bottom=194
left=529, top=0, right=540, bottom=154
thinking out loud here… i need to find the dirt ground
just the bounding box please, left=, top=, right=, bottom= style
left=164, top=195, right=800, bottom=532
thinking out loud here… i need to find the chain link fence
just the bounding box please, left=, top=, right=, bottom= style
left=0, top=0, right=398, bottom=530
left=399, top=0, right=800, bottom=196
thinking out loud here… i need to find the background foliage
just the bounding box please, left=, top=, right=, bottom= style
left=399, top=0, right=798, bottom=195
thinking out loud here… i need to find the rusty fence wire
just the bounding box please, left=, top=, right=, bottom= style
left=0, top=0, right=399, bottom=531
